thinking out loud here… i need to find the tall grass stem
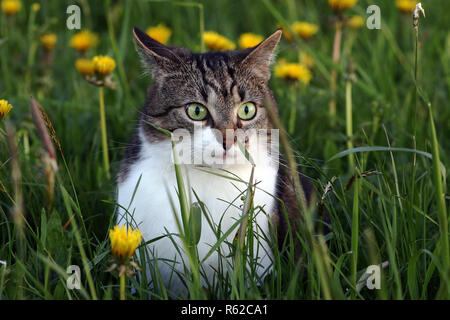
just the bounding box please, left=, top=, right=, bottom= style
left=120, top=274, right=126, bottom=300
left=99, top=86, right=111, bottom=179
left=329, top=19, right=343, bottom=123
left=345, top=77, right=354, bottom=171
left=427, top=102, right=449, bottom=297
left=351, top=170, right=360, bottom=298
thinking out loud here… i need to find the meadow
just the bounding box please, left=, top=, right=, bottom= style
left=0, top=0, right=449, bottom=300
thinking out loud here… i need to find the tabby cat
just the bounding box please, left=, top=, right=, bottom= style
left=116, top=27, right=312, bottom=294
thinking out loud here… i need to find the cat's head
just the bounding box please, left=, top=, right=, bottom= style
left=134, top=27, right=281, bottom=167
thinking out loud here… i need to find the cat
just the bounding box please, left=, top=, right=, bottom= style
left=116, top=27, right=312, bottom=295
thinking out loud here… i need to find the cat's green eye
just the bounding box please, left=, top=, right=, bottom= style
left=237, top=102, right=256, bottom=120
left=186, top=103, right=208, bottom=121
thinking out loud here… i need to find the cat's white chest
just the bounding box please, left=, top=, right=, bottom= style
left=117, top=134, right=278, bottom=291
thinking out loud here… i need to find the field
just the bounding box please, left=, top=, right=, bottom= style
left=0, top=0, right=449, bottom=300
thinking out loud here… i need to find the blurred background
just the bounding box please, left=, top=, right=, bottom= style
left=0, top=0, right=449, bottom=299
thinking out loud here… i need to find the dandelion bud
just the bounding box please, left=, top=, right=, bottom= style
left=75, top=58, right=95, bottom=76
left=203, top=31, right=236, bottom=51
left=40, top=34, right=57, bottom=51
left=347, top=15, right=364, bottom=30
left=1, top=0, right=21, bottom=15
left=291, top=22, right=319, bottom=40
left=70, top=30, right=99, bottom=52
left=109, top=225, right=142, bottom=263
left=238, top=33, right=264, bottom=49
left=32, top=2, right=40, bottom=12
left=0, top=99, right=13, bottom=120
left=396, top=0, right=418, bottom=14
left=274, top=62, right=312, bottom=85
left=93, top=55, right=116, bottom=77
left=145, top=24, right=172, bottom=45
left=328, top=0, right=358, bottom=13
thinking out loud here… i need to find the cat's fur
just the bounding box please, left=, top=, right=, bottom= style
left=116, top=27, right=312, bottom=294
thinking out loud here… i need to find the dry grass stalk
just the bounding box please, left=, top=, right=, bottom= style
left=329, top=18, right=343, bottom=121
left=30, top=97, right=58, bottom=209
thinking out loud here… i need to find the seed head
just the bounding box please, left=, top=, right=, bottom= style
left=413, top=3, right=425, bottom=30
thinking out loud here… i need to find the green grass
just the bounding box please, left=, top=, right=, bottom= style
left=0, top=0, right=449, bottom=300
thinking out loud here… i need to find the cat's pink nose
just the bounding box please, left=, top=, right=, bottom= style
left=219, top=128, right=235, bottom=151
left=223, top=136, right=234, bottom=151
left=214, top=128, right=236, bottom=152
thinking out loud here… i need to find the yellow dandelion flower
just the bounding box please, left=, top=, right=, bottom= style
left=146, top=23, right=172, bottom=45
left=238, top=33, right=264, bottom=49
left=300, top=52, right=315, bottom=69
left=396, top=0, right=418, bottom=13
left=347, top=15, right=365, bottom=30
left=32, top=2, right=40, bottom=12
left=328, top=0, right=358, bottom=12
left=75, top=58, right=95, bottom=76
left=109, top=225, right=142, bottom=262
left=203, top=31, right=236, bottom=51
left=1, top=0, right=21, bottom=15
left=69, top=30, right=99, bottom=52
left=274, top=62, right=312, bottom=85
left=40, top=33, right=57, bottom=51
left=291, top=22, right=318, bottom=40
left=0, top=99, right=13, bottom=120
left=93, top=55, right=116, bottom=76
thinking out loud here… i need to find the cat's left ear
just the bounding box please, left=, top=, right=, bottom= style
left=240, top=29, right=282, bottom=81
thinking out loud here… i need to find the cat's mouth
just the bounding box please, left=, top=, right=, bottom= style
left=210, top=150, right=229, bottom=159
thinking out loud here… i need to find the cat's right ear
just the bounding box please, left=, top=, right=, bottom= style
left=133, top=26, right=179, bottom=74
left=240, top=29, right=282, bottom=81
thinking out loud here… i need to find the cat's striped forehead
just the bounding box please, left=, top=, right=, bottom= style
left=190, top=52, right=248, bottom=108
left=134, top=26, right=281, bottom=113
left=154, top=49, right=270, bottom=114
